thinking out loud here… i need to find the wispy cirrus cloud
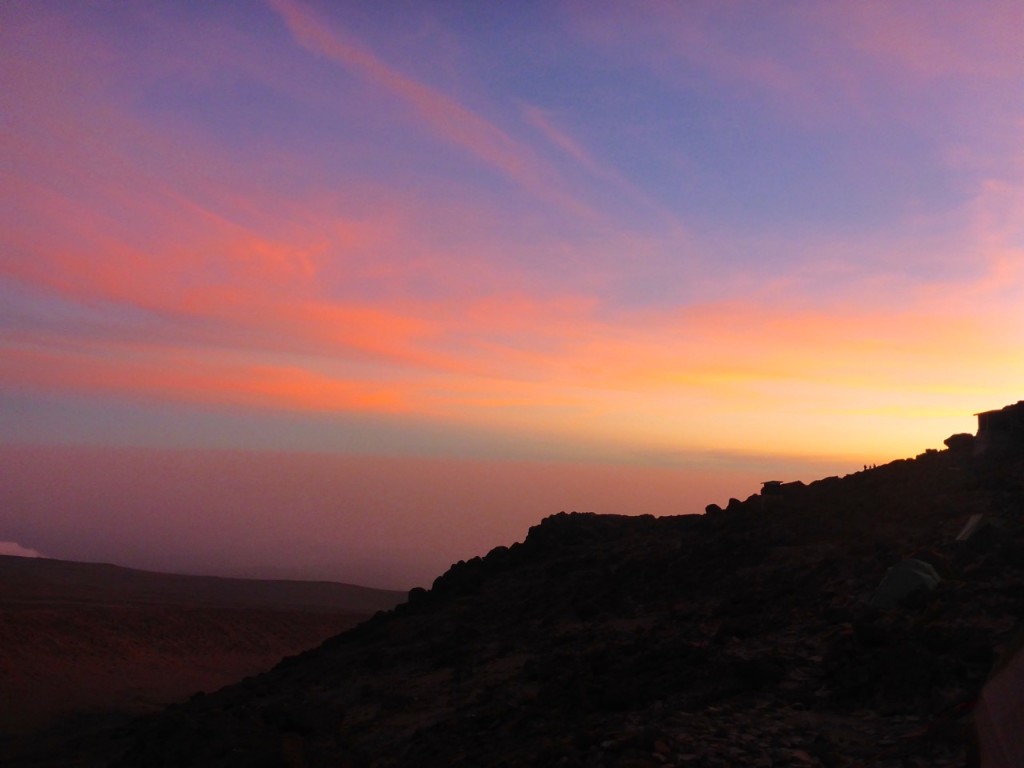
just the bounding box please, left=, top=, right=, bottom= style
left=569, top=1, right=1024, bottom=123
left=3, top=0, right=1023, bottom=466
left=266, top=0, right=594, bottom=219
left=520, top=104, right=686, bottom=233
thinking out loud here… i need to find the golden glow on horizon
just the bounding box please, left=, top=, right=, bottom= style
left=6, top=1, right=1024, bottom=590
left=2, top=1, right=1023, bottom=466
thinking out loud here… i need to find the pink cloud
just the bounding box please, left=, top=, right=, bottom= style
left=835, top=2, right=1024, bottom=79
left=569, top=2, right=1024, bottom=127
left=3, top=1, right=1022, bottom=466
left=4, top=225, right=1020, bottom=461
left=0, top=541, right=44, bottom=558
left=266, top=0, right=593, bottom=218
left=2, top=19, right=619, bottom=381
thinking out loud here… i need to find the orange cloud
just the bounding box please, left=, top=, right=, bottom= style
left=9, top=217, right=1021, bottom=457
left=4, top=1, right=1024, bottom=467
left=3, top=344, right=415, bottom=414
left=7, top=125, right=1023, bottom=459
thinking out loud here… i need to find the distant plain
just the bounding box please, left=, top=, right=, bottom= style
left=0, top=555, right=404, bottom=744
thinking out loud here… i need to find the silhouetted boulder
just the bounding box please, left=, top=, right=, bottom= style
left=944, top=432, right=975, bottom=452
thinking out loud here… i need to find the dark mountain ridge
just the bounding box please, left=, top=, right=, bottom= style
left=23, top=410, right=1024, bottom=766
left=0, top=556, right=405, bottom=614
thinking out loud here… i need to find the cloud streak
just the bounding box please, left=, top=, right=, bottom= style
left=2, top=1, right=1023, bottom=464
left=266, top=0, right=594, bottom=219
left=5, top=1, right=1024, bottom=586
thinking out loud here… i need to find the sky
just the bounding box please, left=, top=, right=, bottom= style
left=2, top=1, right=1023, bottom=589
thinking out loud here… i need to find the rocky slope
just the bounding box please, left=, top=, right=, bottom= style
left=20, top=437, right=1024, bottom=766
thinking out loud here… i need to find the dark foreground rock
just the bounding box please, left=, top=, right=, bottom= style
left=16, top=445, right=1024, bottom=766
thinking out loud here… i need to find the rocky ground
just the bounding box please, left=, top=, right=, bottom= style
left=12, top=438, right=1024, bottom=766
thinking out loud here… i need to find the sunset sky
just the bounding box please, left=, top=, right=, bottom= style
left=3, top=1, right=1023, bottom=588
